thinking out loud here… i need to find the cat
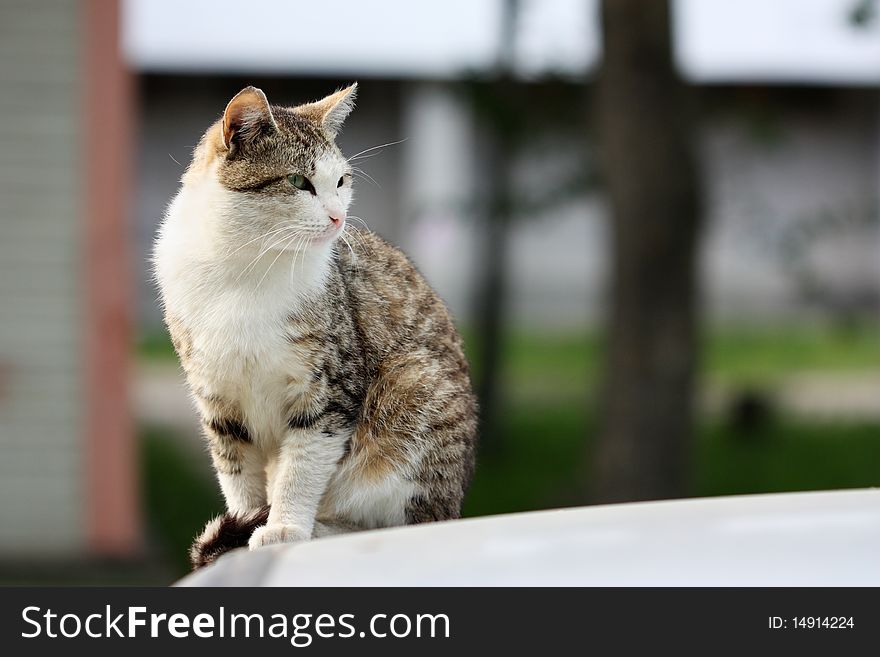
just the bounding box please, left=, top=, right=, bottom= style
left=152, top=84, right=478, bottom=570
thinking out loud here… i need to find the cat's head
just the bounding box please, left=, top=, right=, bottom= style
left=186, top=84, right=357, bottom=250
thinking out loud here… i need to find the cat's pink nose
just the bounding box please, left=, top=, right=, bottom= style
left=328, top=211, right=345, bottom=225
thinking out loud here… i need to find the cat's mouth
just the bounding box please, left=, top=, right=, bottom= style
left=311, top=218, right=346, bottom=244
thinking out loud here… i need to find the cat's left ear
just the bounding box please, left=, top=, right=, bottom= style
left=222, top=86, right=278, bottom=153
left=294, top=83, right=357, bottom=138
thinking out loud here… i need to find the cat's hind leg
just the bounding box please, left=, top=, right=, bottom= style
left=346, top=351, right=478, bottom=526
left=312, top=518, right=362, bottom=538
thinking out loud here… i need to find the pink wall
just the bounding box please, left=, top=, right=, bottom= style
left=83, top=0, right=141, bottom=556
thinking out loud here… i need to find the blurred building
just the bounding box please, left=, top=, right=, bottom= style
left=0, top=0, right=138, bottom=558
left=127, top=0, right=880, bottom=332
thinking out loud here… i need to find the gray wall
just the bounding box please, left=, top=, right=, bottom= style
left=0, top=0, right=85, bottom=555
left=700, top=90, right=880, bottom=322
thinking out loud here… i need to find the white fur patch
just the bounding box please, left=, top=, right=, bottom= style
left=154, top=165, right=335, bottom=447
left=320, top=463, right=419, bottom=529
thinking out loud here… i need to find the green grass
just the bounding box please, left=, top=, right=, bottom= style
left=480, top=323, right=880, bottom=390
left=462, top=405, right=593, bottom=517
left=701, top=324, right=880, bottom=384
left=697, top=420, right=880, bottom=496
left=141, top=427, right=224, bottom=574
left=462, top=404, right=880, bottom=518
left=138, top=331, right=178, bottom=362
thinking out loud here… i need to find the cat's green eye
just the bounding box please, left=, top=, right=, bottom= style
left=287, top=174, right=315, bottom=194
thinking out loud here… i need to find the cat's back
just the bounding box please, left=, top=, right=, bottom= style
left=337, top=227, right=467, bottom=365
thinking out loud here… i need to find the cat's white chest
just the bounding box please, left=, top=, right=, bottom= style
left=191, top=289, right=297, bottom=440
left=166, top=263, right=317, bottom=445
left=154, top=180, right=331, bottom=445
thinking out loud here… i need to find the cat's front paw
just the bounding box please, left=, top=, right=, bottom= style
left=249, top=523, right=310, bottom=550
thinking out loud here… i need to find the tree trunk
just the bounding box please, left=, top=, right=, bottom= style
left=472, top=128, right=513, bottom=453
left=471, top=0, right=520, bottom=454
left=593, top=0, right=702, bottom=502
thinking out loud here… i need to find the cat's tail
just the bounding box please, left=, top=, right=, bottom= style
left=190, top=506, right=270, bottom=570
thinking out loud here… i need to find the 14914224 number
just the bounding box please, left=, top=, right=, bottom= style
left=769, top=616, right=855, bottom=630
left=793, top=617, right=854, bottom=629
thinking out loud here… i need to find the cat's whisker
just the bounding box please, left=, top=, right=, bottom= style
left=236, top=234, right=288, bottom=281
left=235, top=228, right=301, bottom=283
left=293, top=234, right=310, bottom=280
left=222, top=222, right=300, bottom=261
left=340, top=228, right=363, bottom=273
left=348, top=224, right=371, bottom=246
left=235, top=248, right=271, bottom=283
left=289, top=235, right=305, bottom=286
left=288, top=231, right=311, bottom=281
left=340, top=233, right=356, bottom=263
left=346, top=215, right=371, bottom=230
left=351, top=167, right=381, bottom=189
left=347, top=138, right=406, bottom=162
left=255, top=232, right=299, bottom=291
left=348, top=232, right=367, bottom=268
left=348, top=150, right=388, bottom=163
left=344, top=230, right=368, bottom=258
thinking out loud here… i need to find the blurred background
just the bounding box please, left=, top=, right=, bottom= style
left=1, top=0, right=878, bottom=583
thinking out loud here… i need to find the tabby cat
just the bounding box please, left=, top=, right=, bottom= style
left=153, top=84, right=477, bottom=569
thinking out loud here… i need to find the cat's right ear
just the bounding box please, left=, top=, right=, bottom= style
left=221, top=86, right=278, bottom=154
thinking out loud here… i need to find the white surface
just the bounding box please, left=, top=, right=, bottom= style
left=180, top=489, right=880, bottom=586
